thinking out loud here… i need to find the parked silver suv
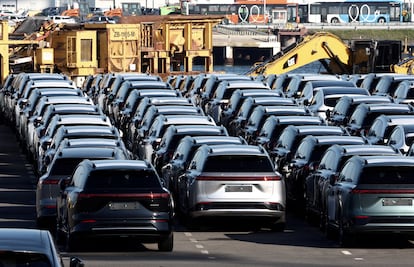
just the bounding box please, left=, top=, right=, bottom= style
left=177, top=144, right=286, bottom=231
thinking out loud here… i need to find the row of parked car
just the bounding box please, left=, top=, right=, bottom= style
left=161, top=71, right=414, bottom=246
left=0, top=73, right=174, bottom=252
left=2, top=70, right=414, bottom=250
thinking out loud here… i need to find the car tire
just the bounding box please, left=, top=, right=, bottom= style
left=55, top=224, right=64, bottom=245
left=319, top=211, right=326, bottom=232
left=66, top=231, right=77, bottom=252
left=324, top=211, right=336, bottom=240
left=158, top=233, right=174, bottom=252
left=338, top=218, right=354, bottom=247
left=304, top=190, right=317, bottom=226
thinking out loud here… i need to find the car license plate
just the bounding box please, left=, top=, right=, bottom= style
left=382, top=198, right=413, bottom=206
left=109, top=202, right=140, bottom=210
left=225, top=185, right=252, bottom=192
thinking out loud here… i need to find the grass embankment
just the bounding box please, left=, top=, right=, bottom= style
left=307, top=29, right=414, bottom=45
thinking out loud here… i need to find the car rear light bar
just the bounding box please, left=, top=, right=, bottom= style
left=196, top=175, right=281, bottom=181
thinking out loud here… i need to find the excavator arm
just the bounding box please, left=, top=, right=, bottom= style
left=247, top=32, right=355, bottom=76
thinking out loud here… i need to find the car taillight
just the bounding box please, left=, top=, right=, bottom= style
left=352, top=215, right=369, bottom=225
left=354, top=215, right=369, bottom=219
left=197, top=175, right=281, bottom=181
left=39, top=179, right=59, bottom=185
left=81, top=219, right=97, bottom=224
left=77, top=192, right=170, bottom=199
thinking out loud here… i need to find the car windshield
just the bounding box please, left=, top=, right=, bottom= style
left=203, top=155, right=273, bottom=172
left=359, top=166, right=414, bottom=184
left=85, top=170, right=161, bottom=189
left=0, top=251, right=51, bottom=267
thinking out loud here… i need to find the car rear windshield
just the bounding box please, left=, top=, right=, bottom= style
left=50, top=158, right=85, bottom=175
left=0, top=251, right=51, bottom=266
left=203, top=155, right=273, bottom=172
left=359, top=166, right=414, bottom=184
left=85, top=170, right=161, bottom=189
left=50, top=157, right=111, bottom=175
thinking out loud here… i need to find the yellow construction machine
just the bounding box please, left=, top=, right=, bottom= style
left=392, top=57, right=414, bottom=74
left=247, top=31, right=405, bottom=76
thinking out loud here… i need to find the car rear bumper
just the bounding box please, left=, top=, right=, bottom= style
left=71, top=219, right=173, bottom=241
left=351, top=223, right=414, bottom=235
left=189, top=202, right=286, bottom=219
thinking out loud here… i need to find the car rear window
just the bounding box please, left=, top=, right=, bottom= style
left=50, top=157, right=115, bottom=176
left=203, top=155, right=273, bottom=172
left=85, top=170, right=161, bottom=189
left=50, top=158, right=85, bottom=175
left=359, top=166, right=414, bottom=184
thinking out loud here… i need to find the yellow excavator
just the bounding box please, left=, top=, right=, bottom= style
left=392, top=57, right=414, bottom=74
left=246, top=31, right=406, bottom=76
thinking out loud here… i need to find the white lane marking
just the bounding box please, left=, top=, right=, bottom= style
left=354, top=258, right=364, bottom=261
left=183, top=232, right=211, bottom=257
left=342, top=250, right=352, bottom=255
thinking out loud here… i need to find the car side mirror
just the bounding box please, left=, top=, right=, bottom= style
left=388, top=139, right=397, bottom=145
left=325, top=109, right=331, bottom=119
left=319, top=163, right=326, bottom=170
left=69, top=257, right=84, bottom=267
left=329, top=174, right=337, bottom=186
left=41, top=139, right=52, bottom=151
left=34, top=116, right=43, bottom=127
left=59, top=177, right=70, bottom=192
left=19, top=98, right=28, bottom=108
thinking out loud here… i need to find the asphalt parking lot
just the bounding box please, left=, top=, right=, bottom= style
left=0, top=122, right=36, bottom=228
